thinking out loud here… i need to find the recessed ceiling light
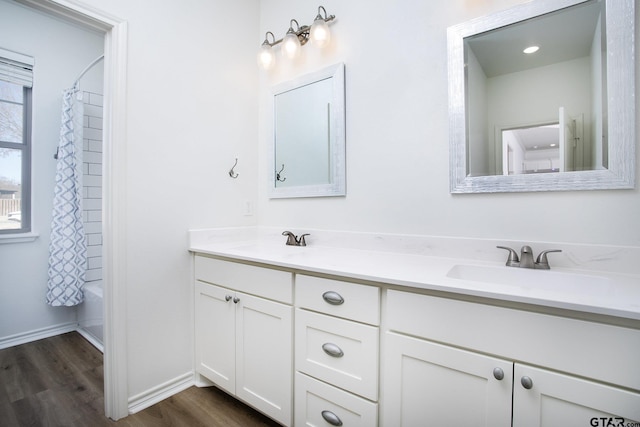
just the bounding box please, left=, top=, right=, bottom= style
left=523, top=45, right=540, bottom=54
left=550, top=143, right=557, bottom=147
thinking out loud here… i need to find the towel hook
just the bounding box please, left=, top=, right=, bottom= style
left=228, top=158, right=239, bottom=179
left=276, top=164, right=287, bottom=182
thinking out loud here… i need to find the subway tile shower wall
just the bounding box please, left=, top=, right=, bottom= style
left=82, top=91, right=103, bottom=284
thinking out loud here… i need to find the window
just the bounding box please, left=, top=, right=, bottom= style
left=0, top=49, right=33, bottom=234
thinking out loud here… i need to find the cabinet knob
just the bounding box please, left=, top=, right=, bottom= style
left=233, top=297, right=240, bottom=304
left=322, top=291, right=344, bottom=306
left=322, top=342, right=344, bottom=358
left=225, top=295, right=232, bottom=302
left=321, top=410, right=343, bottom=426
left=493, top=367, right=504, bottom=380
left=521, top=376, right=533, bottom=389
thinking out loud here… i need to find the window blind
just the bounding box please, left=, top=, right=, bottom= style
left=0, top=47, right=34, bottom=88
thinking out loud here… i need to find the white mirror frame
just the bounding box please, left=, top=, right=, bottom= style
left=448, top=0, right=635, bottom=193
left=269, top=63, right=346, bottom=199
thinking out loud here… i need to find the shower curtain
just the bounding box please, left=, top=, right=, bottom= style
left=46, top=86, right=87, bottom=306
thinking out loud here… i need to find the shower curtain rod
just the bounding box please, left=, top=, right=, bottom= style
left=73, top=54, right=104, bottom=86
left=54, top=54, right=105, bottom=159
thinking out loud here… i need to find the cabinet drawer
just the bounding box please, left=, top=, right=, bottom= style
left=295, top=372, right=378, bottom=427
left=296, top=309, right=379, bottom=400
left=195, top=255, right=292, bottom=303
left=387, top=289, right=640, bottom=391
left=296, top=274, right=380, bottom=325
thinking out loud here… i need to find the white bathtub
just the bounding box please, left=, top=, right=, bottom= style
left=77, top=281, right=104, bottom=352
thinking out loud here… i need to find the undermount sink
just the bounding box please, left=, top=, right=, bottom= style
left=446, top=264, right=614, bottom=296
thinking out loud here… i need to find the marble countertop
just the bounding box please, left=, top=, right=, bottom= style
left=188, top=227, right=640, bottom=321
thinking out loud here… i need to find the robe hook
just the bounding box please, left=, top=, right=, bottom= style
left=276, top=164, right=287, bottom=182
left=229, top=158, right=239, bottom=178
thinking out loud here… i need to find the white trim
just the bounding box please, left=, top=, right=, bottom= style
left=102, top=18, right=129, bottom=422
left=128, top=372, right=195, bottom=414
left=0, top=322, right=76, bottom=350
left=0, top=231, right=39, bottom=244
left=15, top=0, right=130, bottom=420
left=76, top=326, right=104, bottom=353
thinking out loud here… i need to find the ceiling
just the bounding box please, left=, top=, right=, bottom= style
left=465, top=1, right=603, bottom=78
left=507, top=124, right=560, bottom=151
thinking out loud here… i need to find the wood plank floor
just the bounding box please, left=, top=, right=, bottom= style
left=0, top=332, right=282, bottom=426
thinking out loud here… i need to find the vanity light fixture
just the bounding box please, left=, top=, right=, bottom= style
left=523, top=45, right=540, bottom=54
left=258, top=6, right=336, bottom=70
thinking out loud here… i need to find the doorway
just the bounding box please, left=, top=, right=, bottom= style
left=15, top=0, right=129, bottom=420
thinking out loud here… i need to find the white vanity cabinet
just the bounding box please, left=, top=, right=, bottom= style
left=294, top=274, right=381, bottom=426
left=194, top=256, right=293, bottom=426
left=384, top=332, right=513, bottom=426
left=383, top=290, right=640, bottom=427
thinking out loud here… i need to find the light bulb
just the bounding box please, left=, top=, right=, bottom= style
left=310, top=17, right=331, bottom=47
left=257, top=43, right=276, bottom=70
left=282, top=30, right=301, bottom=59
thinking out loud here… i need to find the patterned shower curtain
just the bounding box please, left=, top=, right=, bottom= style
left=46, top=86, right=87, bottom=306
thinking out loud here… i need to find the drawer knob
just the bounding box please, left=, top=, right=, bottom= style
left=233, top=297, right=240, bottom=304
left=322, top=342, right=344, bottom=358
left=521, top=376, right=533, bottom=389
left=321, top=410, right=343, bottom=426
left=225, top=295, right=232, bottom=302
left=493, top=367, right=504, bottom=380
left=322, top=291, right=344, bottom=305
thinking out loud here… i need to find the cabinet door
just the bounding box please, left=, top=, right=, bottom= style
left=513, top=364, right=640, bottom=427
left=235, top=292, right=293, bottom=426
left=195, top=281, right=236, bottom=394
left=382, top=332, right=513, bottom=427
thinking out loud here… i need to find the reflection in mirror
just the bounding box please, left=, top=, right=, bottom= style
left=269, top=63, right=345, bottom=198
left=275, top=77, right=332, bottom=187
left=448, top=0, right=635, bottom=193
left=466, top=0, right=603, bottom=177
left=503, top=123, right=561, bottom=175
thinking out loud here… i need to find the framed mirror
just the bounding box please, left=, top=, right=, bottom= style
left=269, top=63, right=346, bottom=198
left=448, top=0, right=635, bottom=193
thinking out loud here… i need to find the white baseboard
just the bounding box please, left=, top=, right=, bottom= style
left=0, top=322, right=77, bottom=350
left=75, top=327, right=104, bottom=353
left=194, top=372, right=215, bottom=388
left=128, top=371, right=195, bottom=414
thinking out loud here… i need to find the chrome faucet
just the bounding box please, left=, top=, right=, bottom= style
left=282, top=231, right=309, bottom=247
left=497, top=245, right=561, bottom=270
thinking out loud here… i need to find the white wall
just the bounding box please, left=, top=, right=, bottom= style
left=0, top=0, right=104, bottom=345
left=73, top=0, right=261, bottom=400
left=466, top=46, right=489, bottom=176
left=257, top=0, right=640, bottom=246
left=487, top=56, right=592, bottom=172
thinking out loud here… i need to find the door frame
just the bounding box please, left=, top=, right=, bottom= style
left=16, top=0, right=129, bottom=420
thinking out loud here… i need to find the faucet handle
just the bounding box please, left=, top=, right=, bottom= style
left=535, top=249, right=562, bottom=269
left=497, top=246, right=519, bottom=266
left=298, top=234, right=310, bottom=246
left=282, top=230, right=297, bottom=246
